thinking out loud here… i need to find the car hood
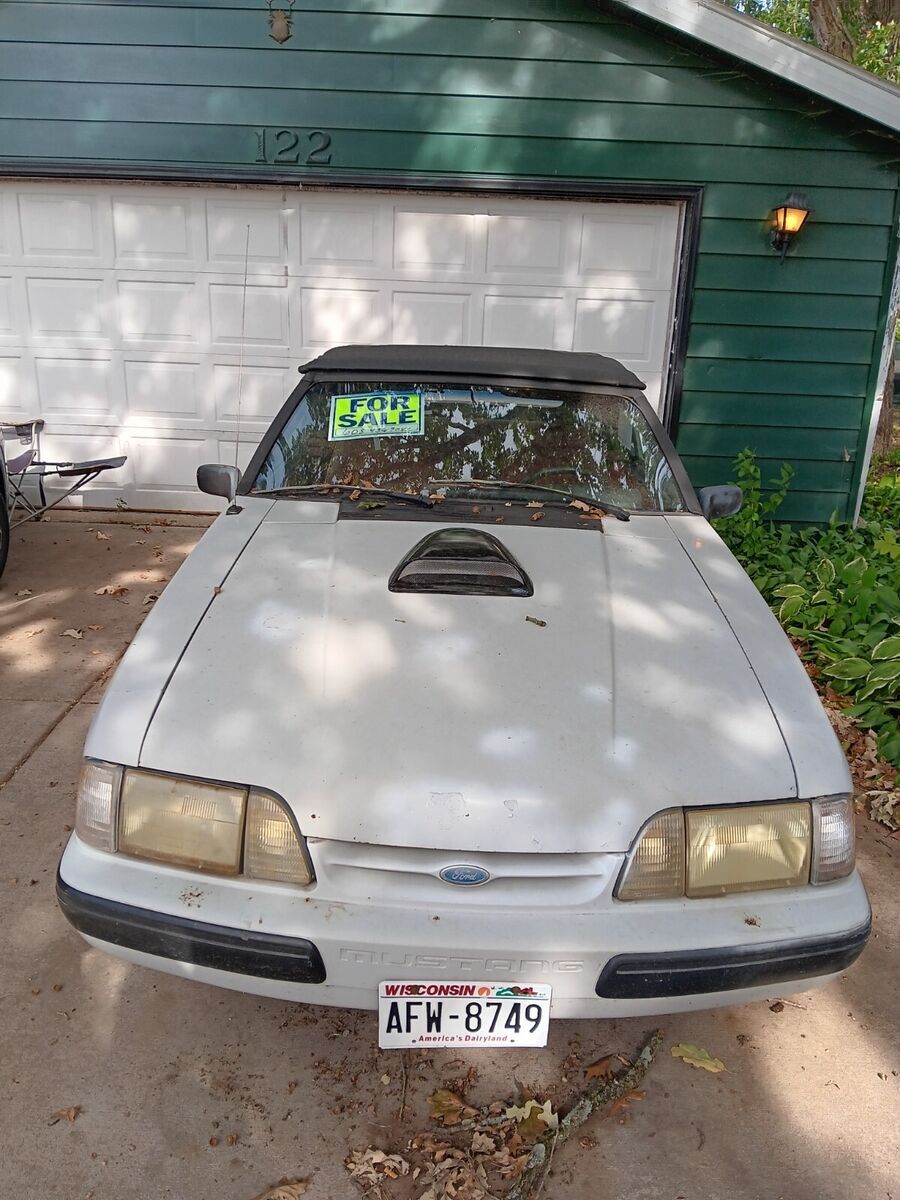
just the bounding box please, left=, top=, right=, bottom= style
left=131, top=503, right=801, bottom=854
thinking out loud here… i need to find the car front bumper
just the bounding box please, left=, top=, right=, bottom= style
left=58, top=836, right=872, bottom=1018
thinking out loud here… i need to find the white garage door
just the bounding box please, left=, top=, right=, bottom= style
left=0, top=182, right=682, bottom=510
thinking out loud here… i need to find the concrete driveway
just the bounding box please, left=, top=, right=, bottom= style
left=0, top=514, right=897, bottom=1200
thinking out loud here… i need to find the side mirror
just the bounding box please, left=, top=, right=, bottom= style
left=697, top=485, right=743, bottom=520
left=197, top=463, right=240, bottom=503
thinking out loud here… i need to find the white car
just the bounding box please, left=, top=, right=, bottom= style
left=57, top=346, right=870, bottom=1047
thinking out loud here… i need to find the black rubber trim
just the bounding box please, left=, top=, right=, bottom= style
left=595, top=917, right=871, bottom=999
left=56, top=873, right=326, bottom=984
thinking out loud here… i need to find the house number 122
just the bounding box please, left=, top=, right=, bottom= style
left=254, top=128, right=333, bottom=166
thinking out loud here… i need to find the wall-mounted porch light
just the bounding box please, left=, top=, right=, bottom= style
left=771, top=191, right=812, bottom=262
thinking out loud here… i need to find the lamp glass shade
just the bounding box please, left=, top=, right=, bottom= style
left=774, top=204, right=809, bottom=234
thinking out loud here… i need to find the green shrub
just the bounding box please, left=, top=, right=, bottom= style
left=715, top=452, right=900, bottom=767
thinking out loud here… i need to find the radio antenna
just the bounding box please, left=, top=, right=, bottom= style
left=234, top=223, right=251, bottom=470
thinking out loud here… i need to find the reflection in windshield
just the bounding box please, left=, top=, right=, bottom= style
left=253, top=382, right=685, bottom=512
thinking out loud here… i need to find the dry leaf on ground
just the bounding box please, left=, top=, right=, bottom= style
left=95, top=585, right=128, bottom=597
left=95, top=531, right=110, bottom=541
left=250, top=1180, right=307, bottom=1200
left=61, top=629, right=83, bottom=640
left=671, top=1043, right=727, bottom=1073
left=15, top=588, right=33, bottom=597
left=584, top=1054, right=614, bottom=1080
left=142, top=592, right=160, bottom=606
left=346, top=1148, right=410, bottom=1185
left=606, top=1089, right=646, bottom=1121
left=505, top=1098, right=558, bottom=1140
left=52, top=1106, right=80, bottom=1123
left=26, top=628, right=44, bottom=638
left=428, top=1089, right=477, bottom=1126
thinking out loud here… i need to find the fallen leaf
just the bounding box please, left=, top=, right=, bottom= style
left=349, top=489, right=361, bottom=501
left=505, top=1098, right=558, bottom=1140
left=471, top=1131, right=494, bottom=1153
left=142, top=592, right=160, bottom=606
left=250, top=1180, right=308, bottom=1200
left=380, top=1073, right=391, bottom=1086
left=428, top=1089, right=477, bottom=1126
left=526, top=500, right=543, bottom=508
left=87, top=624, right=102, bottom=631
left=530, top=510, right=545, bottom=522
left=671, top=1043, right=727, bottom=1073
left=226, top=1133, right=239, bottom=1146
left=606, top=1089, right=646, bottom=1121
left=358, top=499, right=386, bottom=510
left=26, top=628, right=44, bottom=638
left=525, top=615, right=547, bottom=628
left=61, top=629, right=84, bottom=640
left=15, top=588, right=33, bottom=597
left=585, top=1054, right=615, bottom=1080
left=346, top=1148, right=410, bottom=1185
left=95, top=585, right=128, bottom=597
left=471, top=506, right=481, bottom=515
left=209, top=1136, right=219, bottom=1147
left=95, top=531, right=110, bottom=541
left=769, top=1001, right=785, bottom=1014
left=54, top=1106, right=81, bottom=1123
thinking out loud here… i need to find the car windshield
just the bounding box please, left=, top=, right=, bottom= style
left=252, top=381, right=686, bottom=512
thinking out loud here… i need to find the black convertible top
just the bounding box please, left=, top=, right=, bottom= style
left=299, top=344, right=645, bottom=389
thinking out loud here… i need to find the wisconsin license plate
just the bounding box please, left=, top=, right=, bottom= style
left=378, top=981, right=552, bottom=1049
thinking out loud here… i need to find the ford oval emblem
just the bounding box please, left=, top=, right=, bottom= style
left=439, top=864, right=491, bottom=886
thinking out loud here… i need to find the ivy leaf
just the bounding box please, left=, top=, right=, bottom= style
left=671, top=1044, right=727, bottom=1073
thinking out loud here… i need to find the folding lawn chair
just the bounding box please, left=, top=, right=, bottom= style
left=1, top=418, right=127, bottom=529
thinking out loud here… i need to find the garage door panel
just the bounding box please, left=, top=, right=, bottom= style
left=392, top=291, right=470, bottom=345
left=113, top=197, right=194, bottom=267
left=118, top=280, right=199, bottom=344
left=209, top=281, right=290, bottom=351
left=35, top=356, right=116, bottom=420
left=124, top=359, right=202, bottom=424
left=213, top=362, right=292, bottom=425
left=300, top=285, right=387, bottom=347
left=579, top=207, right=678, bottom=288
left=27, top=277, right=109, bottom=341
left=0, top=183, right=681, bottom=507
left=18, top=191, right=109, bottom=264
left=483, top=294, right=562, bottom=350
left=300, top=206, right=382, bottom=269
left=206, top=200, right=288, bottom=269
left=393, top=210, right=475, bottom=273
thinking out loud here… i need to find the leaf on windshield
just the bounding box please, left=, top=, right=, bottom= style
left=358, top=499, right=386, bottom=510
left=526, top=501, right=543, bottom=508
left=569, top=499, right=606, bottom=520
left=530, top=511, right=545, bottom=522
left=349, top=489, right=361, bottom=500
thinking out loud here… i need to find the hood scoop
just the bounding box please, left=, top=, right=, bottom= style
left=389, top=528, right=533, bottom=596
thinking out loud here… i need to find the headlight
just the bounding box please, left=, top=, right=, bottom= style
left=119, top=770, right=246, bottom=875
left=617, top=797, right=854, bottom=900
left=74, top=761, right=315, bottom=885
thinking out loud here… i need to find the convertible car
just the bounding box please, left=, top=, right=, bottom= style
left=57, top=345, right=869, bottom=1047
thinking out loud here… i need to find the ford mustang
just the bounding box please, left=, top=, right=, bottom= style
left=57, top=345, right=870, bottom=1046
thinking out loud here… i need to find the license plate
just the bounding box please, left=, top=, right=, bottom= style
left=378, top=981, right=552, bottom=1048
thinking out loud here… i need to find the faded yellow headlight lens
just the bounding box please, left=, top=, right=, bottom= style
left=119, top=770, right=246, bottom=874
left=685, top=802, right=811, bottom=898
left=617, top=809, right=685, bottom=900
left=244, top=791, right=314, bottom=885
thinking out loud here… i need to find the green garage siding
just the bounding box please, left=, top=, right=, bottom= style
left=1, top=0, right=898, bottom=523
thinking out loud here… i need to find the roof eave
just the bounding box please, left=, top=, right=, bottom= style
left=613, top=0, right=900, bottom=135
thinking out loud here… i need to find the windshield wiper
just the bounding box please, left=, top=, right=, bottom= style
left=251, top=483, right=434, bottom=508
left=428, top=478, right=630, bottom=521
